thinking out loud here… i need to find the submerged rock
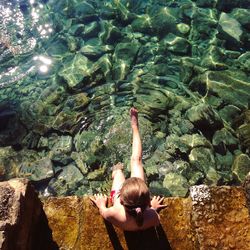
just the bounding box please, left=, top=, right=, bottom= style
left=19, top=157, right=54, bottom=183
left=218, top=12, right=243, bottom=43
left=48, top=164, right=85, bottom=196
left=232, top=154, right=250, bottom=183
left=163, top=172, right=189, bottom=197
left=58, top=54, right=91, bottom=89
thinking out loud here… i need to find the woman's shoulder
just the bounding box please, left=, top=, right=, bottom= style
left=144, top=208, right=160, bottom=226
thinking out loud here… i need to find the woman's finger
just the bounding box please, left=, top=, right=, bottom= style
left=159, top=197, right=164, bottom=203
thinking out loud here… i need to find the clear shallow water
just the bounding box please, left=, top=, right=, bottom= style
left=0, top=0, right=249, bottom=197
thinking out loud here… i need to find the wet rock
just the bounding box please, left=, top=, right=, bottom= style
left=38, top=134, right=73, bottom=165
left=69, top=24, right=85, bottom=36
left=46, top=39, right=68, bottom=57
left=176, top=23, right=190, bottom=35
left=215, top=151, right=234, bottom=171
left=71, top=152, right=89, bottom=175
left=19, top=157, right=54, bottom=183
left=48, top=164, right=84, bottom=196
left=188, top=171, right=205, bottom=186
left=64, top=93, right=90, bottom=111
left=83, top=21, right=101, bottom=39
left=195, top=0, right=217, bottom=8
left=52, top=110, right=83, bottom=134
left=80, top=44, right=113, bottom=60
left=99, top=21, right=122, bottom=43
left=161, top=34, right=190, bottom=54
left=189, top=147, right=216, bottom=172
left=218, top=105, right=241, bottom=125
left=231, top=8, right=250, bottom=28
left=149, top=181, right=170, bottom=196
left=205, top=167, right=220, bottom=185
left=131, top=14, right=153, bottom=34
left=212, top=128, right=239, bottom=153
left=237, top=52, right=250, bottom=73
left=58, top=54, right=91, bottom=89
left=186, top=103, right=223, bottom=136
left=0, top=108, right=27, bottom=147
left=232, top=154, right=250, bottom=183
left=201, top=45, right=228, bottom=70
left=87, top=166, right=106, bottom=181
left=163, top=172, right=189, bottom=197
left=218, top=12, right=243, bottom=43
left=72, top=2, right=96, bottom=21
left=112, top=41, right=141, bottom=81
left=0, top=147, right=17, bottom=180
left=189, top=8, right=217, bottom=46
left=237, top=124, right=250, bottom=150
left=151, top=7, right=178, bottom=36
left=181, top=134, right=212, bottom=149
left=216, top=0, right=250, bottom=12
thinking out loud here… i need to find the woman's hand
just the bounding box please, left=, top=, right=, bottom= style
left=90, top=194, right=108, bottom=209
left=150, top=196, right=167, bottom=212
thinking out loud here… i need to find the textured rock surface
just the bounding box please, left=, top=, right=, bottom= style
left=43, top=186, right=250, bottom=250
left=0, top=179, right=57, bottom=250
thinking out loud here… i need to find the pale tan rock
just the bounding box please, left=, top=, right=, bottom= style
left=0, top=178, right=57, bottom=250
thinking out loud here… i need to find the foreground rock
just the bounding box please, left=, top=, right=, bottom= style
left=0, top=179, right=57, bottom=250
left=1, top=179, right=250, bottom=250
left=43, top=186, right=250, bottom=250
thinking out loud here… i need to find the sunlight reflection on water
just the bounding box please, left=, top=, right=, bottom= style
left=0, top=0, right=53, bottom=87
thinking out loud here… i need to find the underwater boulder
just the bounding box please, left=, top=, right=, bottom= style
left=112, top=41, right=141, bottom=81
left=232, top=154, right=250, bottom=183
left=205, top=167, right=221, bottom=185
left=189, top=147, right=216, bottom=173
left=237, top=123, right=250, bottom=151
left=189, top=71, right=250, bottom=109
left=99, top=21, right=122, bottom=44
left=161, top=33, right=191, bottom=54
left=194, top=0, right=217, bottom=8
left=151, top=7, right=178, bottom=36
left=237, top=52, right=250, bottom=73
left=19, top=157, right=54, bottom=183
left=200, top=45, right=228, bottom=70
left=82, top=21, right=102, bottom=39
left=52, top=110, right=83, bottom=134
left=186, top=103, right=223, bottom=136
left=212, top=128, right=239, bottom=154
left=163, top=172, right=189, bottom=197
left=131, top=14, right=153, bottom=34
left=231, top=8, right=250, bottom=29
left=58, top=54, right=91, bottom=89
left=80, top=44, right=113, bottom=60
left=176, top=23, right=190, bottom=35
left=218, top=12, right=243, bottom=47
left=48, top=163, right=85, bottom=196
left=218, top=105, right=241, bottom=125
left=71, top=2, right=97, bottom=22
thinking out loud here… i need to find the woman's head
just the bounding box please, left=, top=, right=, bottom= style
left=120, top=177, right=150, bottom=227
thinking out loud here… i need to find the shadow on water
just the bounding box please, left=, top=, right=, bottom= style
left=104, top=220, right=172, bottom=250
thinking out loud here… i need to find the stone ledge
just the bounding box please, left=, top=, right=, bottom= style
left=1, top=179, right=250, bottom=250
left=43, top=185, right=250, bottom=250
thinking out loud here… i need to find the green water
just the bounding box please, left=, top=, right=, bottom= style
left=0, top=0, right=249, bottom=197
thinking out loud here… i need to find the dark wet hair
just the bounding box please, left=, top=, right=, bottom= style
left=120, top=177, right=150, bottom=227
